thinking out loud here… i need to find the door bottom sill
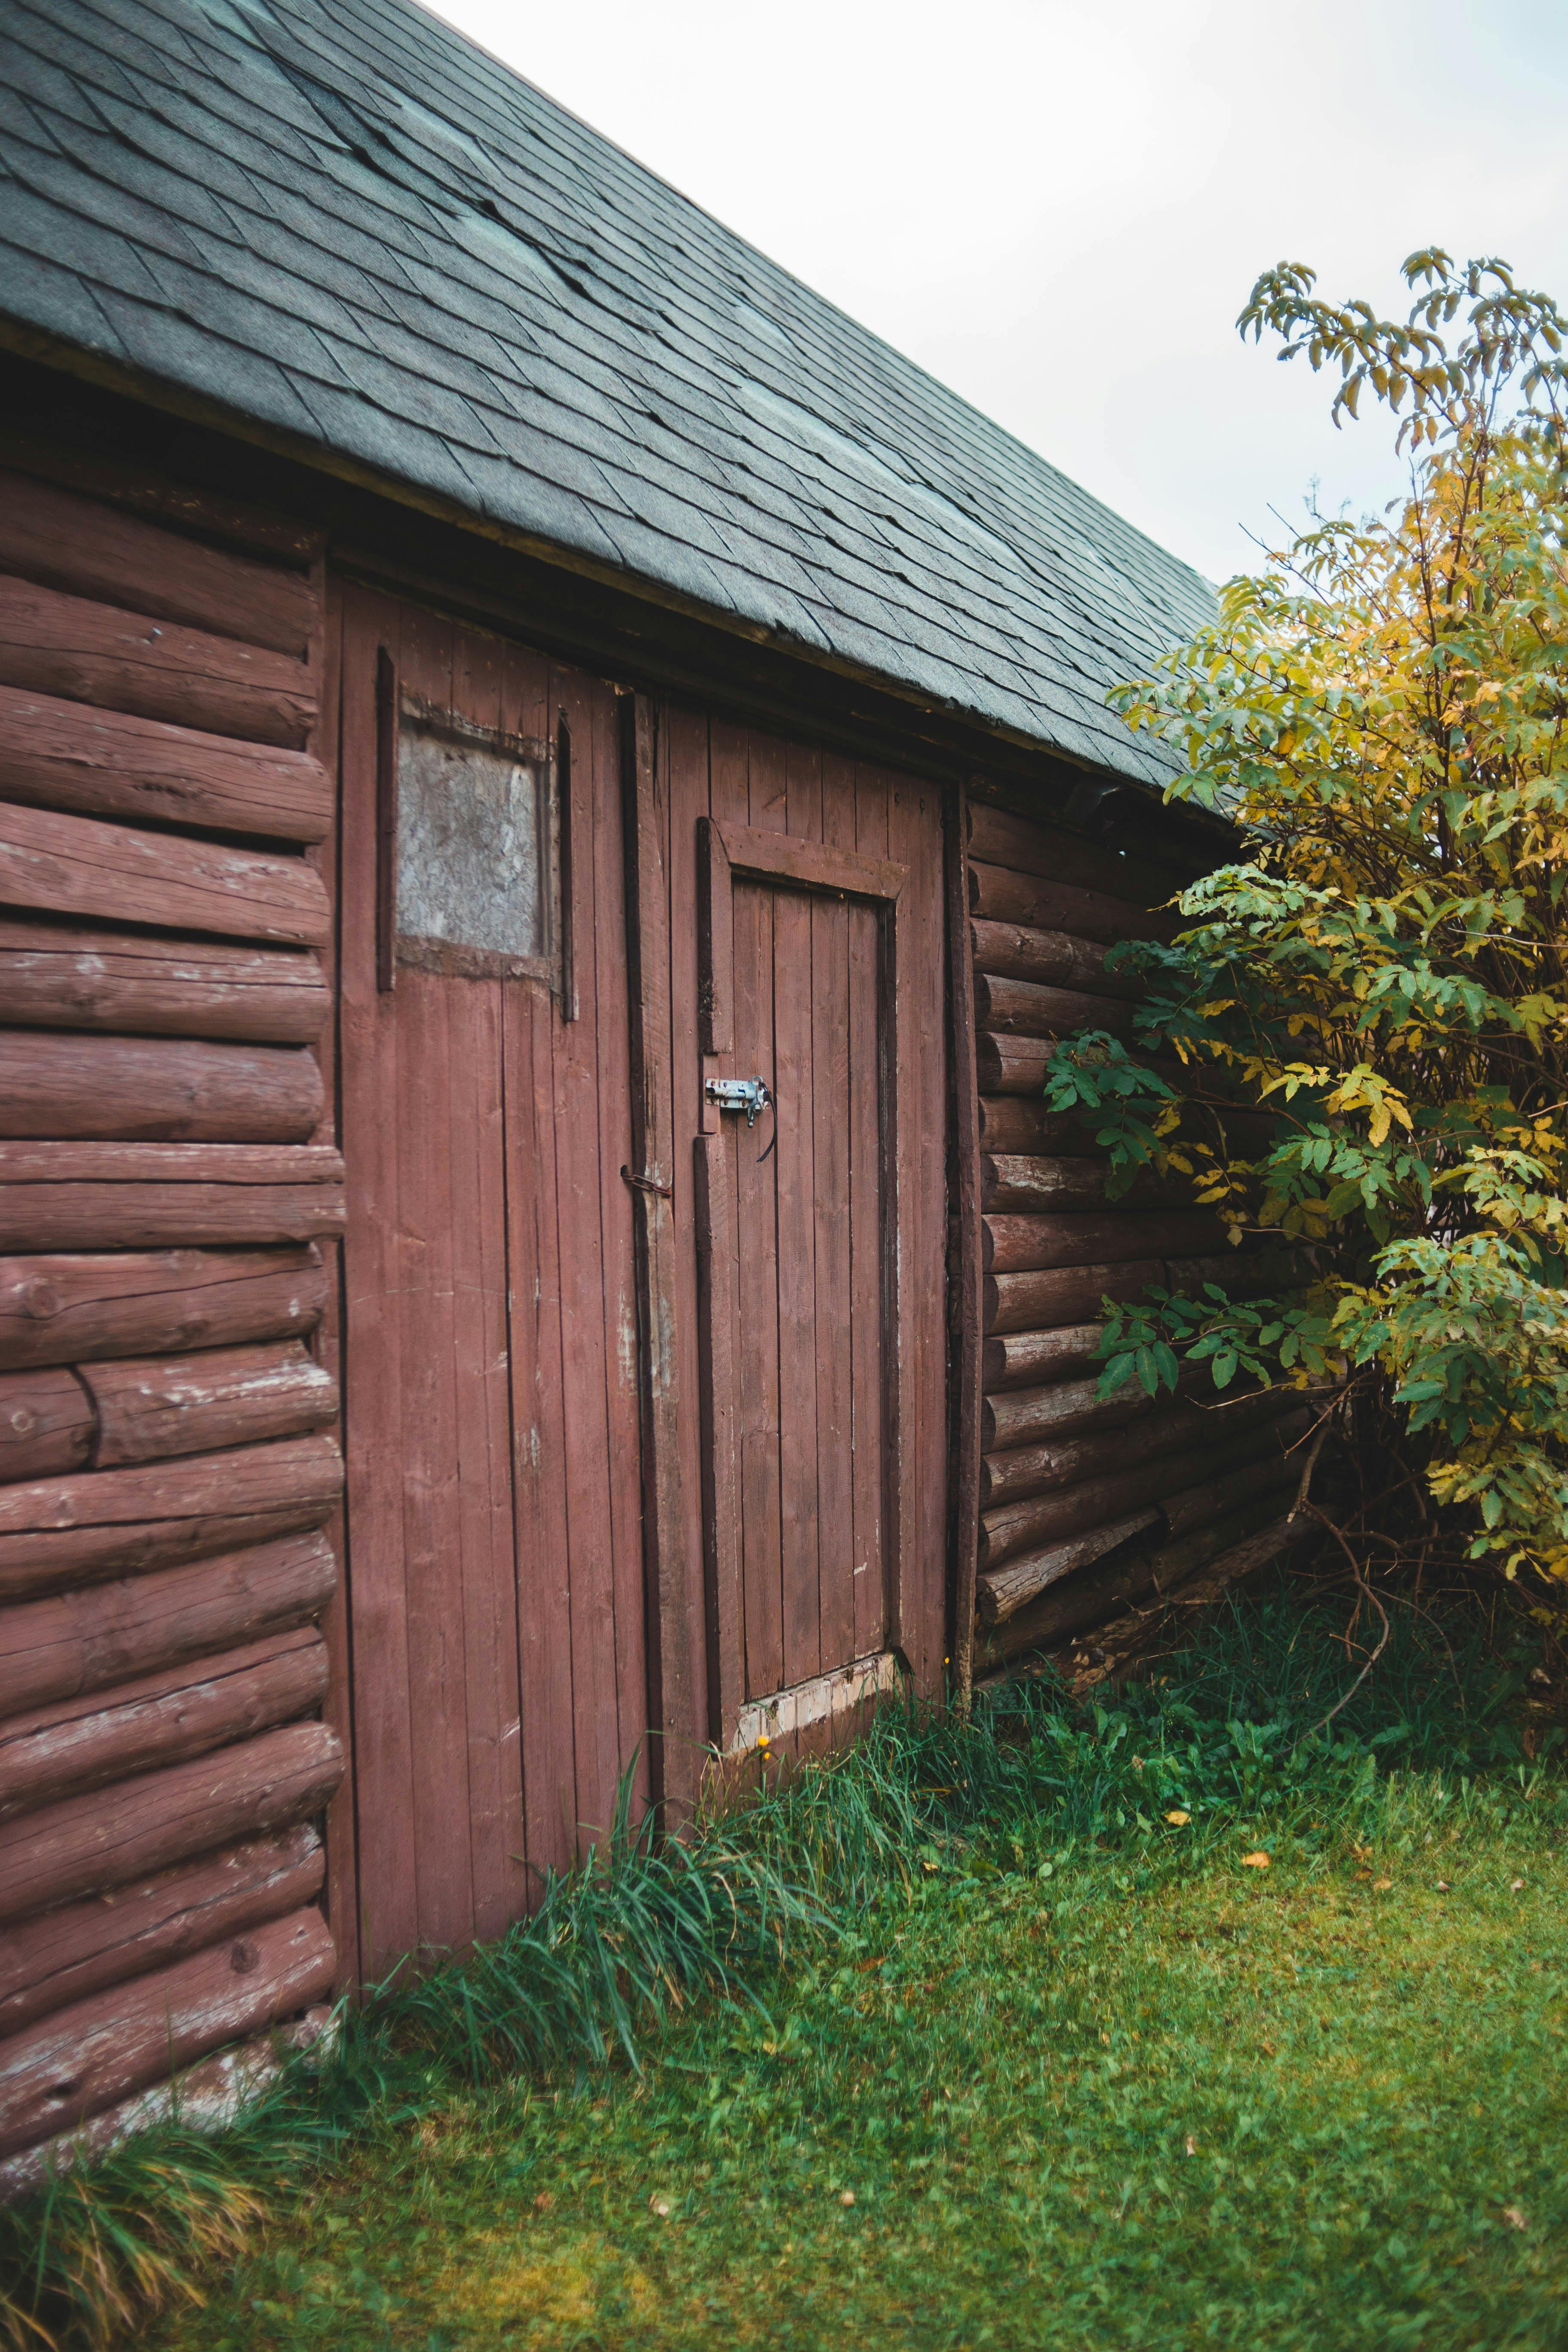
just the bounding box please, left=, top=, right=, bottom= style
left=726, top=1649, right=900, bottom=1757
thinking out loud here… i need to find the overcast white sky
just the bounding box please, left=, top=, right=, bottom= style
left=434, top=0, right=1568, bottom=587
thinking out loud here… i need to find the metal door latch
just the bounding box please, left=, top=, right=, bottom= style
left=705, top=1075, right=772, bottom=1127
left=706, top=1073, right=777, bottom=1162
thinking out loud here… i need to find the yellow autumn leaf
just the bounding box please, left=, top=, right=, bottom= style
left=1165, top=1810, right=1191, bottom=1826
left=1240, top=1851, right=1271, bottom=1869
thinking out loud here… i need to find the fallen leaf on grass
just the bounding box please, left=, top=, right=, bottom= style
left=1165, top=1810, right=1191, bottom=1826
left=839, top=2191, right=856, bottom=2208
left=1503, top=2206, right=1528, bottom=2231
left=1436, top=1879, right=1452, bottom=1892
left=1372, top=1877, right=1393, bottom=1892
left=1241, top=1852, right=1271, bottom=1869
left=1511, top=1878, right=1525, bottom=1892
left=533, top=2193, right=554, bottom=2214
left=649, top=2195, right=672, bottom=2219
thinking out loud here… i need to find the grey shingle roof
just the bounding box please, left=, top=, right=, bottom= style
left=0, top=0, right=1217, bottom=784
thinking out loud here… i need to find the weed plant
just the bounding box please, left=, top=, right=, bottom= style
left=0, top=1583, right=1555, bottom=2349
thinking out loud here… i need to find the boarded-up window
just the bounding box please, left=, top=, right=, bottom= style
left=396, top=699, right=556, bottom=981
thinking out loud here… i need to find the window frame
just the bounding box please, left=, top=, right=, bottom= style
left=392, top=688, right=560, bottom=989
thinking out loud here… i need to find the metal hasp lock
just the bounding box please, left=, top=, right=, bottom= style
left=705, top=1073, right=777, bottom=1162
left=705, top=1075, right=772, bottom=1126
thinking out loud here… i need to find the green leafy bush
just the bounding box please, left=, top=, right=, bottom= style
left=1056, top=251, right=1568, bottom=1589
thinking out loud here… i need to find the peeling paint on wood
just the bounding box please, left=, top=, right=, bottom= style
left=726, top=1649, right=900, bottom=1757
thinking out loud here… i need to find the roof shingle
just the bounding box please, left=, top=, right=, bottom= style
left=0, top=0, right=1216, bottom=784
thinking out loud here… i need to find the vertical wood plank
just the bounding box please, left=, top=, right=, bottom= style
left=447, top=622, right=526, bottom=1939
left=919, top=776, right=949, bottom=1692
left=775, top=743, right=821, bottom=1687
left=845, top=894, right=886, bottom=1663
left=584, top=671, right=649, bottom=1825
left=946, top=783, right=983, bottom=1706
left=374, top=648, right=397, bottom=995
left=392, top=606, right=473, bottom=1951
left=707, top=723, right=752, bottom=1697
left=543, top=665, right=621, bottom=1844
left=621, top=692, right=698, bottom=1815
left=743, top=732, right=788, bottom=1701
left=732, top=876, right=784, bottom=1702
left=880, top=769, right=914, bottom=1672
left=557, top=711, right=578, bottom=1023
left=850, top=768, right=890, bottom=1662
left=693, top=1127, right=742, bottom=1738
left=663, top=703, right=710, bottom=1768
left=504, top=969, right=578, bottom=1882
left=814, top=753, right=855, bottom=1671
left=497, top=643, right=577, bottom=1882
left=444, top=967, right=525, bottom=1936
left=697, top=819, right=733, bottom=1056
left=906, top=776, right=948, bottom=1695
left=394, top=969, right=473, bottom=1947
left=337, top=582, right=418, bottom=1976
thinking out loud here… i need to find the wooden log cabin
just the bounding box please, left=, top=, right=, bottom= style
left=0, top=0, right=1301, bottom=2187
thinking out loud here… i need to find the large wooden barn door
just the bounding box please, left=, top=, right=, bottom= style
left=693, top=818, right=910, bottom=1752
left=336, top=586, right=647, bottom=1975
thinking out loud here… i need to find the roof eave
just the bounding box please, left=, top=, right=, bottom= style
left=0, top=311, right=1226, bottom=851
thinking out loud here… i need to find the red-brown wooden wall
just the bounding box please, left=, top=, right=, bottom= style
left=949, top=797, right=1311, bottom=1683
left=329, top=587, right=950, bottom=1974
left=0, top=426, right=1298, bottom=2198
left=0, top=450, right=346, bottom=2195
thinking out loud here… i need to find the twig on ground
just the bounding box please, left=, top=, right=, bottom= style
left=1298, top=1503, right=1392, bottom=1743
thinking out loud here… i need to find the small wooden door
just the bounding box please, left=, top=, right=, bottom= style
left=694, top=819, right=909, bottom=1747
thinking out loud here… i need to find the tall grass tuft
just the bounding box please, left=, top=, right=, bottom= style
left=386, top=1769, right=822, bottom=2081
left=0, top=1583, right=1545, bottom=2349
left=0, top=1771, right=822, bottom=2352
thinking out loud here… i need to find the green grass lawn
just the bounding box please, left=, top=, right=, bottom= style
left=154, top=1793, right=1568, bottom=2343
left=13, top=1594, right=1568, bottom=2351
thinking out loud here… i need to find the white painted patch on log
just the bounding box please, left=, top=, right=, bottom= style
left=0, top=2003, right=334, bottom=2203
left=726, top=1649, right=901, bottom=1757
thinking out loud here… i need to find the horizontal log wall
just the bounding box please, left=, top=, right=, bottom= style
left=0, top=450, right=344, bottom=2187
left=955, top=796, right=1302, bottom=1685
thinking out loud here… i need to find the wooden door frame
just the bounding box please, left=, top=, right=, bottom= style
left=692, top=815, right=910, bottom=1744
left=945, top=781, right=983, bottom=1706
left=621, top=694, right=699, bottom=1815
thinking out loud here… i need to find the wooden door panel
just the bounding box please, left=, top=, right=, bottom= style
left=766, top=873, right=819, bottom=1693
left=730, top=874, right=784, bottom=1703
left=846, top=895, right=886, bottom=1661
left=810, top=884, right=853, bottom=1678
left=340, top=588, right=654, bottom=1968
left=697, top=820, right=906, bottom=1739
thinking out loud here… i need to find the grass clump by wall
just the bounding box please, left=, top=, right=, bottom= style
left=1, top=1584, right=1556, bottom=2349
